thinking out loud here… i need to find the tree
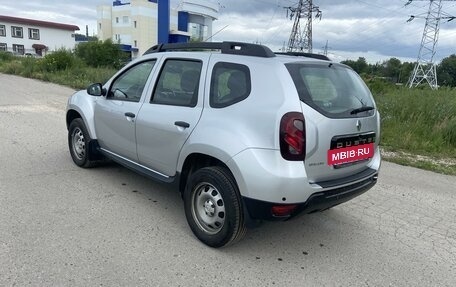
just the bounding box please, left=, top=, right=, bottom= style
left=341, top=57, right=369, bottom=75
left=437, top=54, right=456, bottom=87
left=383, top=58, right=401, bottom=82
left=399, top=62, right=415, bottom=84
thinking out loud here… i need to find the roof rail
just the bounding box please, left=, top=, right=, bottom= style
left=144, top=41, right=276, bottom=58
left=275, top=52, right=330, bottom=61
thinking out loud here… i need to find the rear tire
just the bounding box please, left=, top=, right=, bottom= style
left=68, top=118, right=96, bottom=168
left=184, top=166, right=246, bottom=247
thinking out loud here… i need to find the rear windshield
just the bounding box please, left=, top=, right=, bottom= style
left=286, top=63, right=375, bottom=118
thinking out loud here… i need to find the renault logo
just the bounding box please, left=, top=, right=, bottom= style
left=356, top=120, right=362, bottom=131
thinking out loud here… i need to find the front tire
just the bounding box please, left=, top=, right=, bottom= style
left=184, top=166, right=246, bottom=248
left=68, top=118, right=95, bottom=168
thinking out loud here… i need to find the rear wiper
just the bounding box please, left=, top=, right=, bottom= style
left=350, top=106, right=375, bottom=114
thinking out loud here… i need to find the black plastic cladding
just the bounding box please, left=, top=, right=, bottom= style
left=143, top=41, right=276, bottom=58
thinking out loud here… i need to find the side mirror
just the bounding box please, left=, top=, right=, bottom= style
left=87, top=83, right=104, bottom=96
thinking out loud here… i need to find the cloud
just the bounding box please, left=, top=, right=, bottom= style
left=212, top=0, right=456, bottom=61
left=0, top=0, right=101, bottom=32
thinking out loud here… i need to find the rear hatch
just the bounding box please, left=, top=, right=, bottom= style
left=286, top=62, right=379, bottom=183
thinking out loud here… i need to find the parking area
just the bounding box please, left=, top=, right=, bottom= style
left=0, top=73, right=455, bottom=286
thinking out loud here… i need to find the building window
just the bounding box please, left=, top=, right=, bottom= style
left=134, top=40, right=137, bottom=47
left=0, top=43, right=7, bottom=51
left=13, top=44, right=25, bottom=55
left=188, top=23, right=208, bottom=42
left=99, top=23, right=102, bottom=30
left=0, top=25, right=5, bottom=37
left=11, top=26, right=23, bottom=38
left=134, top=21, right=137, bottom=28
left=115, top=17, right=119, bottom=23
left=123, top=16, right=129, bottom=24
left=28, top=28, right=40, bottom=40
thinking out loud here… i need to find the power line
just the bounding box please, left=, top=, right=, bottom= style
left=354, top=0, right=411, bottom=17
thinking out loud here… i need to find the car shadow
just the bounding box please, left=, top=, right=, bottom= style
left=82, top=161, right=365, bottom=263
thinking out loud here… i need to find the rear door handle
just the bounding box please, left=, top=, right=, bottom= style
left=174, top=121, right=190, bottom=128
left=125, top=112, right=136, bottom=118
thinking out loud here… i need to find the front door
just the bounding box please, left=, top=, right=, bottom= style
left=94, top=60, right=156, bottom=161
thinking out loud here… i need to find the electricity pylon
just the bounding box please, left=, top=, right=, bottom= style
left=322, top=40, right=330, bottom=56
left=406, top=0, right=455, bottom=89
left=285, top=0, right=322, bottom=53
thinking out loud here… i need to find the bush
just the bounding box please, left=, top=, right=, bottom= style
left=75, top=39, right=129, bottom=69
left=1, top=60, right=22, bottom=74
left=0, top=51, right=14, bottom=62
left=43, top=66, right=116, bottom=89
left=365, top=78, right=393, bottom=96
left=41, top=49, right=76, bottom=72
left=19, top=57, right=42, bottom=78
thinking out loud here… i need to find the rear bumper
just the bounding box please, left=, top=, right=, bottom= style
left=243, top=169, right=378, bottom=221
left=227, top=147, right=381, bottom=204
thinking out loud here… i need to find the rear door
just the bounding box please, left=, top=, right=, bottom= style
left=286, top=62, right=379, bottom=183
left=135, top=54, right=208, bottom=176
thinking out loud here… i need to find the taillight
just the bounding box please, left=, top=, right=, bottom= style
left=280, top=112, right=306, bottom=161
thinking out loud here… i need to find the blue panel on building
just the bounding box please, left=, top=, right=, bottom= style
left=178, top=11, right=189, bottom=32
left=169, top=34, right=189, bottom=44
left=113, top=1, right=130, bottom=6
left=157, top=0, right=170, bottom=44
left=119, top=44, right=138, bottom=52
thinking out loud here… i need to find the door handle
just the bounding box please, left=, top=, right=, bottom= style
left=125, top=112, right=136, bottom=118
left=174, top=121, right=190, bottom=128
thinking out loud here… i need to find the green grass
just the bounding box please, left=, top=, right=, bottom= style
left=381, top=149, right=456, bottom=175
left=370, top=82, right=456, bottom=158
left=368, top=80, right=456, bottom=174
left=382, top=154, right=456, bottom=176
left=0, top=52, right=116, bottom=89
left=38, top=66, right=116, bottom=89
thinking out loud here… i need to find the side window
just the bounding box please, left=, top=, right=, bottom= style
left=151, top=59, right=202, bottom=107
left=210, top=62, right=251, bottom=108
left=108, top=60, right=156, bottom=102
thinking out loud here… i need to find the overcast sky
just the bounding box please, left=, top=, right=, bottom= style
left=1, top=0, right=456, bottom=63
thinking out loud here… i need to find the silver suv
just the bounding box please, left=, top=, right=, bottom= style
left=66, top=42, right=381, bottom=247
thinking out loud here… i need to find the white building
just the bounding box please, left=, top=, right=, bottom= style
left=0, top=15, right=79, bottom=56
left=97, top=0, right=219, bottom=58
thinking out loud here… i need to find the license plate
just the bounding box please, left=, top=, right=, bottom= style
left=327, top=143, right=375, bottom=166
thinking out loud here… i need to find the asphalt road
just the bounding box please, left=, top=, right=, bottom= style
left=0, top=73, right=455, bottom=287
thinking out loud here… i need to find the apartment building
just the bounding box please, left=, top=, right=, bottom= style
left=97, top=0, right=219, bottom=58
left=0, top=15, right=79, bottom=56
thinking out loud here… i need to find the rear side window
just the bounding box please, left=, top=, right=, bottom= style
left=210, top=62, right=251, bottom=108
left=286, top=63, right=375, bottom=118
left=151, top=59, right=202, bottom=107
